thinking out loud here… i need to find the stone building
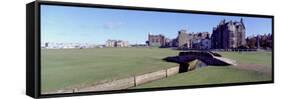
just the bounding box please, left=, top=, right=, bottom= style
left=106, top=40, right=116, bottom=47
left=147, top=33, right=165, bottom=47
left=177, top=29, right=189, bottom=48
left=246, top=34, right=272, bottom=49
left=163, top=38, right=178, bottom=47
left=201, top=39, right=211, bottom=49
left=189, top=32, right=210, bottom=49
left=106, top=40, right=129, bottom=47
left=177, top=29, right=210, bottom=49
left=211, top=18, right=246, bottom=49
left=146, top=30, right=211, bottom=49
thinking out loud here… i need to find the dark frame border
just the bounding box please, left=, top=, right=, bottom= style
left=26, top=0, right=274, bottom=98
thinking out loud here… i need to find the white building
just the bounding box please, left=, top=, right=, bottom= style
left=105, top=40, right=129, bottom=47
left=41, top=42, right=96, bottom=49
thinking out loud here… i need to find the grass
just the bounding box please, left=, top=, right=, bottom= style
left=41, top=47, right=179, bottom=92
left=134, top=66, right=271, bottom=89
left=134, top=51, right=272, bottom=89
left=216, top=51, right=272, bottom=66
left=41, top=47, right=272, bottom=92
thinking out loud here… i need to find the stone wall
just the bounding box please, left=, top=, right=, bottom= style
left=135, top=70, right=166, bottom=86
left=77, top=77, right=135, bottom=92
left=166, top=66, right=180, bottom=77
left=42, top=66, right=179, bottom=94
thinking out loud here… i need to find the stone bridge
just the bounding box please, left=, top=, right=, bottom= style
left=163, top=51, right=237, bottom=72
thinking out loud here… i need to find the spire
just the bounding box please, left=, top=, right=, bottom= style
left=219, top=19, right=226, bottom=25
left=240, top=18, right=245, bottom=29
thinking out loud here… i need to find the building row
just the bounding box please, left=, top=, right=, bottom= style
left=42, top=19, right=271, bottom=50
left=147, top=30, right=211, bottom=49
left=41, top=40, right=130, bottom=49
left=41, top=42, right=95, bottom=49
left=147, top=18, right=252, bottom=50
left=246, top=34, right=272, bottom=49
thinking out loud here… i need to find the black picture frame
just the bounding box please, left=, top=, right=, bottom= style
left=26, top=1, right=274, bottom=98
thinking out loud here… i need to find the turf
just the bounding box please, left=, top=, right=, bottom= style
left=134, top=51, right=272, bottom=89
left=216, top=51, right=272, bottom=66
left=41, top=47, right=179, bottom=92
left=41, top=48, right=272, bottom=92
left=134, top=66, right=271, bottom=89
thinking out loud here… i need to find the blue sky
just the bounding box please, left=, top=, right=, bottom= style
left=41, top=5, right=272, bottom=44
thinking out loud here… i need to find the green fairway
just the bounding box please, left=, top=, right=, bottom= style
left=41, top=48, right=272, bottom=92
left=216, top=51, right=272, bottom=67
left=134, top=51, right=272, bottom=89
left=41, top=47, right=179, bottom=92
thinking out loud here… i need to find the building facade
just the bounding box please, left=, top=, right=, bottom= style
left=177, top=29, right=189, bottom=48
left=211, top=19, right=246, bottom=49
left=246, top=34, right=272, bottom=49
left=147, top=33, right=165, bottom=47
left=177, top=29, right=211, bottom=49
left=189, top=32, right=210, bottom=49
left=106, top=40, right=129, bottom=47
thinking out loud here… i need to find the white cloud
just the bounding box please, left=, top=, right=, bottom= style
left=103, top=21, right=124, bottom=29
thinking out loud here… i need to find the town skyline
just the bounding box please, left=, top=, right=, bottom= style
left=41, top=5, right=272, bottom=45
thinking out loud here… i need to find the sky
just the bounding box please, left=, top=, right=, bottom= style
left=41, top=5, right=272, bottom=44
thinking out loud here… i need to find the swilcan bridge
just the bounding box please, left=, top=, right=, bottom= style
left=163, top=51, right=237, bottom=72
